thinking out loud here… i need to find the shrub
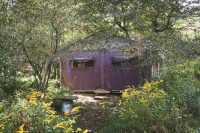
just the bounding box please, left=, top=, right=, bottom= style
left=100, top=58, right=200, bottom=133
left=0, top=75, right=37, bottom=95
left=46, top=79, right=71, bottom=100
left=0, top=89, right=87, bottom=133
left=101, top=81, right=183, bottom=133
left=121, top=81, right=181, bottom=132
left=159, top=58, right=200, bottom=129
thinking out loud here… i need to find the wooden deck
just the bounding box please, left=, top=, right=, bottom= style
left=72, top=89, right=122, bottom=94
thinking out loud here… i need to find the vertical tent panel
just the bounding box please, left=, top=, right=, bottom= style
left=61, top=51, right=142, bottom=92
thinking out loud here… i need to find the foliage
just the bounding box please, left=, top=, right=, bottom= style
left=0, top=0, right=199, bottom=132
left=0, top=0, right=79, bottom=91
left=0, top=0, right=199, bottom=93
left=101, top=81, right=183, bottom=133
left=0, top=75, right=39, bottom=95
left=160, top=58, right=200, bottom=127
left=0, top=76, right=31, bottom=94
left=121, top=81, right=175, bottom=131
left=77, top=0, right=198, bottom=37
left=101, top=58, right=200, bottom=133
left=0, top=89, right=88, bottom=133
left=46, top=79, right=71, bottom=100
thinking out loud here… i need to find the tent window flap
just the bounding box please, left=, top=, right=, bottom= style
left=71, top=59, right=95, bottom=68
left=112, top=57, right=139, bottom=67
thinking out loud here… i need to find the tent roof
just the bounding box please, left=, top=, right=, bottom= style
left=57, top=32, right=145, bottom=59
left=50, top=31, right=162, bottom=65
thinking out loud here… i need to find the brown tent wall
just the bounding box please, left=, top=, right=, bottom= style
left=60, top=51, right=157, bottom=92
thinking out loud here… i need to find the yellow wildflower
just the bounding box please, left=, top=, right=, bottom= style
left=71, top=107, right=80, bottom=113
left=17, top=124, right=28, bottom=133
left=143, top=81, right=153, bottom=91
left=43, top=115, right=55, bottom=124
left=64, top=112, right=69, bottom=116
left=83, top=129, right=91, bottom=133
left=43, top=102, right=52, bottom=109
left=27, top=91, right=42, bottom=101
left=54, top=121, right=72, bottom=129
left=0, top=124, right=4, bottom=130
left=54, top=123, right=64, bottom=129
left=65, top=128, right=74, bottom=133
left=28, top=99, right=36, bottom=105
left=160, top=80, right=164, bottom=83
left=76, top=128, right=82, bottom=132
left=139, top=97, right=147, bottom=104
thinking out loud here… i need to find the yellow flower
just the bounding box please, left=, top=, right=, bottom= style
left=83, top=129, right=91, bottom=133
left=27, top=91, right=42, bottom=101
left=28, top=99, right=36, bottom=105
left=65, top=128, right=74, bottom=133
left=54, top=121, right=72, bottom=129
left=54, top=125, right=64, bottom=128
left=76, top=128, right=82, bottom=132
left=48, top=110, right=56, bottom=115
left=17, top=124, right=28, bottom=133
left=160, top=80, right=164, bottom=83
left=0, top=124, right=4, bottom=129
left=71, top=107, right=80, bottom=113
left=0, top=104, right=3, bottom=110
left=43, top=102, right=52, bottom=109
left=139, top=97, right=147, bottom=103
left=54, top=123, right=64, bottom=129
left=64, top=112, right=69, bottom=116
left=43, top=115, right=55, bottom=124
left=143, top=82, right=153, bottom=91
left=42, top=102, right=56, bottom=115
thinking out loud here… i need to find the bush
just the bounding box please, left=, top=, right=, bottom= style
left=0, top=75, right=37, bottom=94
left=101, top=81, right=182, bottom=133
left=101, top=58, right=200, bottom=133
left=0, top=89, right=87, bottom=133
left=159, top=59, right=200, bottom=129
left=47, top=79, right=71, bottom=100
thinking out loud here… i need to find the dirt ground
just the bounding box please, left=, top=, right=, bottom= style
left=74, top=94, right=120, bottom=132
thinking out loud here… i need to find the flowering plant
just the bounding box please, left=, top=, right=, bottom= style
left=0, top=89, right=88, bottom=133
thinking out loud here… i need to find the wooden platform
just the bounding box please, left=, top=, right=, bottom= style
left=94, top=90, right=110, bottom=94
left=57, top=96, right=78, bottom=101
left=94, top=96, right=109, bottom=100
left=72, top=90, right=122, bottom=95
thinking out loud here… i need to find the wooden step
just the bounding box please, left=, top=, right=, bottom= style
left=57, top=96, right=78, bottom=101
left=94, top=90, right=110, bottom=94
left=94, top=96, right=109, bottom=100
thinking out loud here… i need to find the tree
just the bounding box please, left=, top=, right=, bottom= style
left=75, top=0, right=199, bottom=65
left=76, top=0, right=198, bottom=37
left=0, top=0, right=199, bottom=95
left=0, top=1, right=23, bottom=94
left=0, top=0, right=77, bottom=94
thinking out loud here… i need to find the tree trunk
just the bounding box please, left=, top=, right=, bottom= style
left=41, top=21, right=60, bottom=97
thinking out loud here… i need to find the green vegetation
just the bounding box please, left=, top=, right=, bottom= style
left=100, top=58, right=200, bottom=132
left=0, top=0, right=200, bottom=132
left=0, top=84, right=88, bottom=133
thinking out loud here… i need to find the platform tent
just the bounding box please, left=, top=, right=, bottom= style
left=57, top=33, right=160, bottom=92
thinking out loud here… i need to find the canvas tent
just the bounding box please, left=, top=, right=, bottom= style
left=59, top=34, right=160, bottom=92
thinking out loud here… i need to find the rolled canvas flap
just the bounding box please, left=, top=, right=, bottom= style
left=71, top=58, right=94, bottom=62
left=111, top=56, right=126, bottom=62
left=70, top=52, right=96, bottom=62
